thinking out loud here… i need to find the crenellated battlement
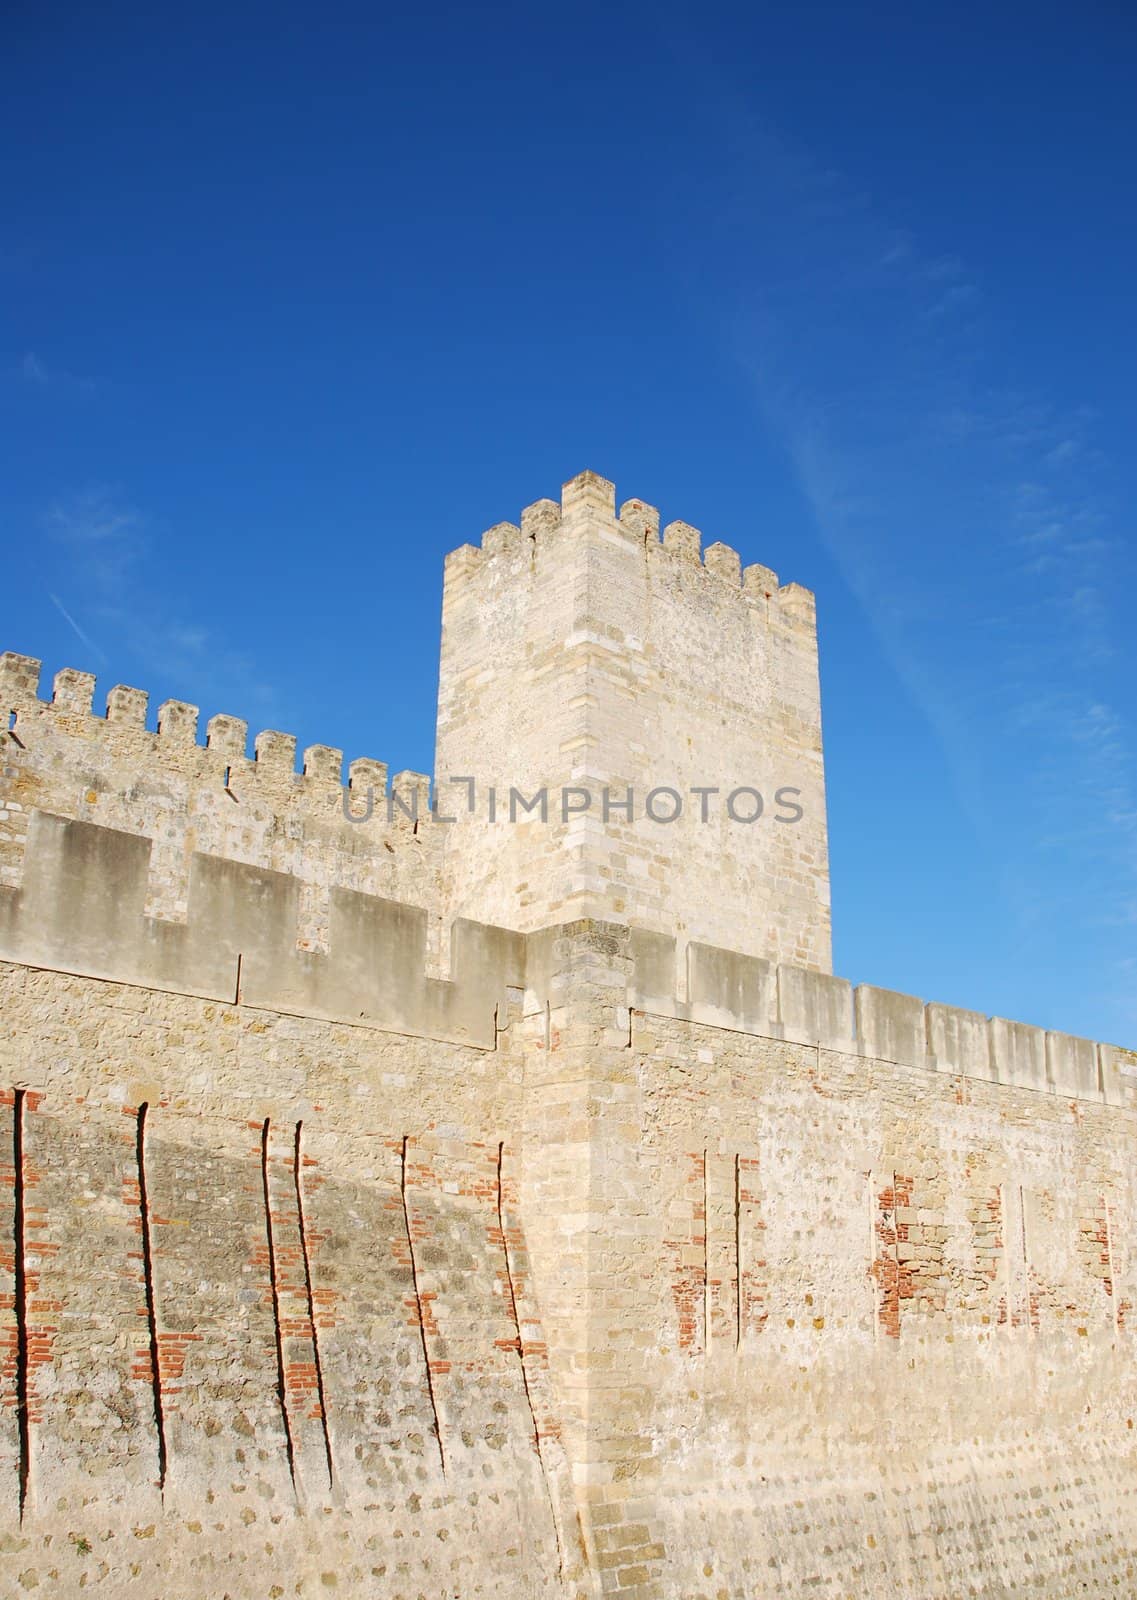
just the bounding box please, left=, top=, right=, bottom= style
left=0, top=651, right=444, bottom=809
left=1, top=650, right=444, bottom=959
left=2, top=651, right=403, bottom=796
left=448, top=470, right=805, bottom=622
left=436, top=471, right=832, bottom=969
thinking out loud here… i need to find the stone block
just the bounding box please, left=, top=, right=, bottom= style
left=777, top=963, right=854, bottom=1050
left=927, top=1002, right=994, bottom=1079
left=855, top=984, right=927, bottom=1068
left=990, top=1016, right=1049, bottom=1092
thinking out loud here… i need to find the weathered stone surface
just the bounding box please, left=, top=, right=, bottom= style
left=435, top=471, right=832, bottom=972
left=1, top=475, right=1135, bottom=1599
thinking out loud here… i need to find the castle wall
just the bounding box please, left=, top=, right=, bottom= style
left=4, top=462, right=1137, bottom=1598
left=0, top=670, right=579, bottom=1596
left=510, top=922, right=1137, bottom=1599
left=0, top=890, right=1134, bottom=1595
left=609, top=1004, right=1137, bottom=1596
left=0, top=652, right=525, bottom=1041
left=627, top=931, right=1136, bottom=1105
left=435, top=473, right=831, bottom=972
left=0, top=960, right=580, bottom=1599
left=0, top=651, right=443, bottom=966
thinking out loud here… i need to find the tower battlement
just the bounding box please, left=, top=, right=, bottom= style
left=437, top=470, right=831, bottom=971
left=447, top=469, right=806, bottom=620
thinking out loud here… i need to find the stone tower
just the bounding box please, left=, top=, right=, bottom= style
left=435, top=470, right=831, bottom=973
left=2, top=470, right=1133, bottom=1599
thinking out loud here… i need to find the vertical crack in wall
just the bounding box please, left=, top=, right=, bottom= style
left=400, top=1135, right=446, bottom=1477
left=293, top=1121, right=334, bottom=1490
left=867, top=1170, right=880, bottom=1343
left=135, top=1103, right=167, bottom=1494
left=1018, top=1183, right=1034, bottom=1337
left=702, top=1148, right=710, bottom=1354
left=995, top=1182, right=1008, bottom=1333
left=1103, top=1196, right=1120, bottom=1338
left=12, top=1088, right=29, bottom=1520
left=260, top=1118, right=297, bottom=1495
left=734, top=1153, right=742, bottom=1350
left=496, top=1140, right=564, bottom=1578
left=891, top=1170, right=901, bottom=1337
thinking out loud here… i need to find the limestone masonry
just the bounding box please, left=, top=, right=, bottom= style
left=1, top=469, right=1135, bottom=1599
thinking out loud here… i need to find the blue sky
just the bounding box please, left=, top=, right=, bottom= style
left=3, top=2, right=1135, bottom=1045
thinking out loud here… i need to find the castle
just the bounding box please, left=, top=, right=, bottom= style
left=1, top=469, right=1135, bottom=1598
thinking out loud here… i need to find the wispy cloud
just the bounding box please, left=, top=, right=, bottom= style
left=10, top=351, right=98, bottom=394
left=43, top=487, right=143, bottom=668
left=46, top=486, right=144, bottom=591
left=41, top=485, right=273, bottom=715
left=664, top=76, right=1137, bottom=1030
